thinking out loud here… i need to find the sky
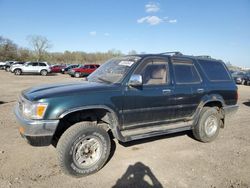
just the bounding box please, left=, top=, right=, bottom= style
left=0, top=0, right=249, bottom=67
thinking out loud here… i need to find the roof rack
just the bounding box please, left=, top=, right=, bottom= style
left=159, top=51, right=183, bottom=56
left=195, top=55, right=212, bottom=59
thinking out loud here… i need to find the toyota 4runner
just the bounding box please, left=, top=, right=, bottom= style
left=14, top=52, right=238, bottom=177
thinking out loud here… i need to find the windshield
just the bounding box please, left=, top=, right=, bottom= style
left=88, top=56, right=141, bottom=84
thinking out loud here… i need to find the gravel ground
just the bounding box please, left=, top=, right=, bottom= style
left=0, top=70, right=249, bottom=188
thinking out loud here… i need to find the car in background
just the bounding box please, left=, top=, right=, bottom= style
left=4, top=61, right=17, bottom=71
left=242, top=72, right=250, bottom=85
left=68, top=64, right=100, bottom=77
left=50, top=64, right=66, bottom=73
left=0, top=62, right=7, bottom=69
left=9, top=61, right=26, bottom=72
left=11, top=62, right=51, bottom=76
left=232, top=72, right=246, bottom=84
left=61, top=64, right=79, bottom=74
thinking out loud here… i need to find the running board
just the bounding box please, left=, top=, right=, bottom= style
left=120, top=121, right=192, bottom=142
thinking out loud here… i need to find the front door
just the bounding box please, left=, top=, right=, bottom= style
left=122, top=57, right=176, bottom=129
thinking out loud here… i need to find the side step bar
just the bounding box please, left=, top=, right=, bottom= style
left=119, top=121, right=193, bottom=142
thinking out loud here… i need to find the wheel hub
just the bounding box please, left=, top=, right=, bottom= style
left=204, top=115, right=218, bottom=137
left=73, top=137, right=102, bottom=168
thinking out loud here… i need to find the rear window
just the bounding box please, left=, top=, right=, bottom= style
left=198, top=60, right=231, bottom=81
left=173, top=60, right=201, bottom=84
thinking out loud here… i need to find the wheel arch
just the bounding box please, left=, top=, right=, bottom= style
left=192, top=94, right=226, bottom=127
left=52, top=106, right=123, bottom=146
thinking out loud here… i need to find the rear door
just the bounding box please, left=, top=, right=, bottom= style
left=171, top=58, right=204, bottom=119
left=39, top=63, right=47, bottom=72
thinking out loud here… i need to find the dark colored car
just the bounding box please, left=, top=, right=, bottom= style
left=50, top=65, right=66, bottom=73
left=4, top=61, right=17, bottom=71
left=68, top=64, right=100, bottom=77
left=61, top=64, right=79, bottom=74
left=242, top=72, right=250, bottom=85
left=231, top=72, right=246, bottom=84
left=14, top=52, right=238, bottom=177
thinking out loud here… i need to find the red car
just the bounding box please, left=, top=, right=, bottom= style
left=50, top=65, right=66, bottom=73
left=69, top=64, right=100, bottom=77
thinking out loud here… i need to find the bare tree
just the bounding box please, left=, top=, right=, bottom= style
left=0, top=36, right=18, bottom=61
left=27, top=35, right=51, bottom=61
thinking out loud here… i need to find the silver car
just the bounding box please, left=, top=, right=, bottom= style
left=11, top=62, right=51, bottom=76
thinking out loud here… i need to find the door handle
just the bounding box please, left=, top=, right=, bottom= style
left=162, top=89, right=171, bottom=95
left=197, top=88, right=204, bottom=93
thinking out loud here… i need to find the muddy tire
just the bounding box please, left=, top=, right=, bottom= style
left=192, top=107, right=220, bottom=143
left=57, top=122, right=111, bottom=177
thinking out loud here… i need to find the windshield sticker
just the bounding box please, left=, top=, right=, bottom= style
left=119, top=61, right=134, bottom=67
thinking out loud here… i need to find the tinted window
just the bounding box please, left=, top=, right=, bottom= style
left=39, top=63, right=46, bottom=66
left=173, top=60, right=201, bottom=84
left=90, top=65, right=95, bottom=69
left=32, top=62, right=39, bottom=66
left=198, top=60, right=231, bottom=81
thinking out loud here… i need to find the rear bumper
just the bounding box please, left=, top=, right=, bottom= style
left=14, top=105, right=59, bottom=146
left=223, top=105, right=239, bottom=116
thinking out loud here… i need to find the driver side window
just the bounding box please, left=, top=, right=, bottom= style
left=135, top=58, right=169, bottom=85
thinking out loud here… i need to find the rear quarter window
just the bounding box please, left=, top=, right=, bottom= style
left=198, top=60, right=231, bottom=81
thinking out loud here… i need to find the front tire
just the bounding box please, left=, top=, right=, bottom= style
left=57, top=122, right=111, bottom=177
left=74, top=72, right=80, bottom=78
left=192, top=107, right=220, bottom=143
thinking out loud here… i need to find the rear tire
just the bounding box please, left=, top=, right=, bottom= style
left=57, top=122, right=111, bottom=177
left=14, top=69, right=22, bottom=75
left=40, top=69, right=48, bottom=76
left=6, top=67, right=10, bottom=72
left=192, top=107, right=220, bottom=143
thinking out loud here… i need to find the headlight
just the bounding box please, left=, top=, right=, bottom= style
left=22, top=100, right=48, bottom=119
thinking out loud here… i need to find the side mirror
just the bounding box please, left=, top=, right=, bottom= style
left=128, top=74, right=142, bottom=87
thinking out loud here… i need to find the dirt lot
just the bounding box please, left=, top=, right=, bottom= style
left=0, top=70, right=249, bottom=188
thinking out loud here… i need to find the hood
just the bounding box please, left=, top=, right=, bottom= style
left=22, top=81, right=118, bottom=101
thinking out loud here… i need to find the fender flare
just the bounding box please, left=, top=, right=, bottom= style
left=58, top=105, right=126, bottom=141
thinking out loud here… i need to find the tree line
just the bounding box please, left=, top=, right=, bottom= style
left=0, top=35, right=136, bottom=65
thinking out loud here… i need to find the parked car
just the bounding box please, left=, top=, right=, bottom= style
left=61, top=64, right=79, bottom=74
left=242, top=72, right=250, bottom=85
left=11, top=62, right=51, bottom=76
left=4, top=61, right=17, bottom=71
left=232, top=72, right=245, bottom=84
left=9, top=61, right=26, bottom=72
left=14, top=52, right=238, bottom=177
left=68, top=64, right=100, bottom=77
left=51, top=65, right=67, bottom=73
left=0, top=62, right=7, bottom=69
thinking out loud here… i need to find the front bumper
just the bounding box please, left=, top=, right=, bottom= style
left=14, top=105, right=59, bottom=146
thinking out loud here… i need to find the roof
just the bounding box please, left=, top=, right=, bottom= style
left=129, top=52, right=222, bottom=62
